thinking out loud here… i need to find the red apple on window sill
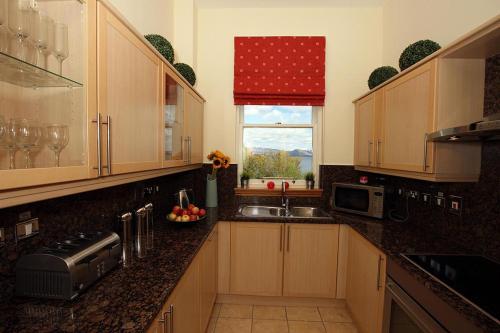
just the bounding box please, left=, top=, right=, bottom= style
left=267, top=181, right=275, bottom=190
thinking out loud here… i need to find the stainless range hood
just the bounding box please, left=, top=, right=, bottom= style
left=427, top=113, right=500, bottom=142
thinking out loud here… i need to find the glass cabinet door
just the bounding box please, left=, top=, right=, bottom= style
left=0, top=0, right=90, bottom=190
left=163, top=66, right=185, bottom=167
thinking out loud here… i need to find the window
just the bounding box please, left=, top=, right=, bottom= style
left=237, top=105, right=323, bottom=187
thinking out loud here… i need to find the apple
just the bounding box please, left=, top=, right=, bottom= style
left=172, top=205, right=182, bottom=214
left=267, top=181, right=275, bottom=190
left=175, top=216, right=182, bottom=222
left=182, top=209, right=190, bottom=216
left=191, top=206, right=200, bottom=215
left=168, top=212, right=177, bottom=221
left=188, top=203, right=195, bottom=210
left=189, top=215, right=197, bottom=221
left=284, top=181, right=290, bottom=190
left=181, top=214, right=190, bottom=222
left=198, top=208, right=206, bottom=217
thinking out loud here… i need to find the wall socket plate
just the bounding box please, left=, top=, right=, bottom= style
left=434, top=192, right=446, bottom=208
left=408, top=190, right=420, bottom=200
left=448, top=195, right=463, bottom=216
left=422, top=193, right=432, bottom=206
left=15, top=218, right=40, bottom=242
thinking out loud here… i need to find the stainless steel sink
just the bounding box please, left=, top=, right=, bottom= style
left=238, top=205, right=329, bottom=219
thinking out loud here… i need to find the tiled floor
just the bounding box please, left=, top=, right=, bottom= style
left=206, top=302, right=358, bottom=333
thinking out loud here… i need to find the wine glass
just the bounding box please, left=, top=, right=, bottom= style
left=16, top=118, right=42, bottom=168
left=8, top=0, right=31, bottom=61
left=32, top=8, right=48, bottom=67
left=0, top=0, right=8, bottom=53
left=2, top=118, right=20, bottom=169
left=53, top=22, right=67, bottom=75
left=46, top=124, right=68, bottom=167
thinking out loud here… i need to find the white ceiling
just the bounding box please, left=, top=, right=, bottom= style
left=196, top=0, right=383, bottom=9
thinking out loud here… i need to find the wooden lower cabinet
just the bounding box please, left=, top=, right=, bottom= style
left=148, top=227, right=217, bottom=333
left=346, top=228, right=386, bottom=333
left=230, top=222, right=284, bottom=296
left=283, top=224, right=339, bottom=298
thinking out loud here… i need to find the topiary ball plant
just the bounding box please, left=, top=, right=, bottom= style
left=174, top=63, right=196, bottom=86
left=399, top=40, right=441, bottom=71
left=368, top=66, right=399, bottom=89
left=144, top=34, right=174, bottom=64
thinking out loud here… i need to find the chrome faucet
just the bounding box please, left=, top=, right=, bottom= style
left=281, top=181, right=290, bottom=213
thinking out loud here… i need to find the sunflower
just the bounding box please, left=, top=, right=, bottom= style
left=214, top=150, right=225, bottom=159
left=223, top=156, right=231, bottom=168
left=212, top=157, right=223, bottom=169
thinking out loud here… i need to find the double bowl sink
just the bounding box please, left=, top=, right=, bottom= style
left=238, top=205, right=330, bottom=219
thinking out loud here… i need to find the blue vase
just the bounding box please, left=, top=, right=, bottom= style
left=206, top=175, right=218, bottom=207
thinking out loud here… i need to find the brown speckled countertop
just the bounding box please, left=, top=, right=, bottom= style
left=1, top=207, right=499, bottom=333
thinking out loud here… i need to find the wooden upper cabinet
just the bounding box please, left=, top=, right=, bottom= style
left=283, top=224, right=339, bottom=298
left=184, top=91, right=204, bottom=164
left=379, top=60, right=436, bottom=173
left=354, top=91, right=380, bottom=167
left=97, top=3, right=162, bottom=175
left=346, top=228, right=386, bottom=333
left=230, top=222, right=284, bottom=296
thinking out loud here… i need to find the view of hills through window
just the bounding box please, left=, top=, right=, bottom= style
left=242, top=106, right=313, bottom=179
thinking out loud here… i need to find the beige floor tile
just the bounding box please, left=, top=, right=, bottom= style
left=286, top=306, right=322, bottom=321
left=253, top=305, right=287, bottom=320
left=324, top=322, right=358, bottom=333
left=219, top=304, right=253, bottom=319
left=288, top=321, right=326, bottom=333
left=205, top=317, right=217, bottom=333
left=212, top=303, right=222, bottom=318
left=252, top=319, right=288, bottom=333
left=214, top=318, right=252, bottom=333
left=319, top=307, right=353, bottom=323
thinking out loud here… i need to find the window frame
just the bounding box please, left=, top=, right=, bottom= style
left=236, top=105, right=324, bottom=188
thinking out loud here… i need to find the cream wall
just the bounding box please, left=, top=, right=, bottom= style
left=197, top=7, right=383, bottom=165
left=108, top=0, right=175, bottom=41
left=382, top=0, right=500, bottom=68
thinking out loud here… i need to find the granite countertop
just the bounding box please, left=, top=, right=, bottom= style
left=1, top=207, right=498, bottom=333
left=0, top=209, right=218, bottom=333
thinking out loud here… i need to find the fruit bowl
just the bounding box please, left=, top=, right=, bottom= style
left=166, top=204, right=207, bottom=224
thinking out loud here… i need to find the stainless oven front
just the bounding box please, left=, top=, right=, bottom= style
left=383, top=278, right=447, bottom=333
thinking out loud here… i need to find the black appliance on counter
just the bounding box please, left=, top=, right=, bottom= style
left=16, top=231, right=121, bottom=300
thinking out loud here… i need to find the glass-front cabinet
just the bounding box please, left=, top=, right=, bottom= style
left=0, top=0, right=94, bottom=190
left=162, top=64, right=186, bottom=167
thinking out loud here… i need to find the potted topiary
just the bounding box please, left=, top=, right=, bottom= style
left=368, top=66, right=399, bottom=89
left=240, top=171, right=250, bottom=189
left=399, top=40, right=441, bottom=71
left=305, top=172, right=315, bottom=190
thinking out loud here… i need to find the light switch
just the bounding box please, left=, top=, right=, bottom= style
left=15, top=218, right=39, bottom=242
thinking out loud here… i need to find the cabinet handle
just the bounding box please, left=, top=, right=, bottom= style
left=180, top=136, right=184, bottom=162
left=377, top=255, right=384, bottom=291
left=279, top=225, right=283, bottom=251
left=376, top=139, right=381, bottom=166
left=184, top=137, right=189, bottom=163
left=106, top=115, right=112, bottom=175
left=159, top=304, right=174, bottom=333
left=423, top=133, right=428, bottom=172
left=169, top=304, right=174, bottom=333
left=368, top=140, right=373, bottom=166
left=287, top=225, right=290, bottom=252
left=92, top=113, right=102, bottom=176
left=188, top=137, right=192, bottom=164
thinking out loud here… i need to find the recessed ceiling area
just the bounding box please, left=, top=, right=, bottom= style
left=196, top=0, right=383, bottom=8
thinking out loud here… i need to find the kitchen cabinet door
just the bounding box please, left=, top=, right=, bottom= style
left=230, top=222, right=284, bottom=296
left=379, top=60, right=436, bottom=173
left=283, top=224, right=339, bottom=298
left=200, top=227, right=218, bottom=332
left=162, top=64, right=186, bottom=167
left=184, top=90, right=204, bottom=164
left=346, top=228, right=386, bottom=333
left=97, top=3, right=162, bottom=175
left=354, top=91, right=380, bottom=167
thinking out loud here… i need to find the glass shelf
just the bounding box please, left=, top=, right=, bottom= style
left=0, top=52, right=83, bottom=88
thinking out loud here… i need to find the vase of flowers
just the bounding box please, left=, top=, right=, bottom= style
left=305, top=172, right=315, bottom=189
left=206, top=150, right=231, bottom=207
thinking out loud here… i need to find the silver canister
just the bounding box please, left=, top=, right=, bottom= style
left=135, top=207, right=147, bottom=258
left=120, top=212, right=133, bottom=267
left=145, top=203, right=154, bottom=250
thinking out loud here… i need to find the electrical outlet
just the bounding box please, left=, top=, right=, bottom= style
left=15, top=218, right=39, bottom=242
left=448, top=195, right=463, bottom=216
left=435, top=192, right=446, bottom=208
left=422, top=193, right=432, bottom=206
left=408, top=190, right=420, bottom=200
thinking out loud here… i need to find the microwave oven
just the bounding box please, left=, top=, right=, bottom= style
left=332, top=182, right=384, bottom=218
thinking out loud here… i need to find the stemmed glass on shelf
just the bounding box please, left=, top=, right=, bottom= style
left=16, top=118, right=42, bottom=168
left=53, top=22, right=67, bottom=75
left=45, top=124, right=68, bottom=167
left=32, top=6, right=50, bottom=67
left=1, top=118, right=20, bottom=169
left=8, top=0, right=31, bottom=61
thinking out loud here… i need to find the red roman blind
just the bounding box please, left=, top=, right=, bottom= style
left=234, top=36, right=326, bottom=106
